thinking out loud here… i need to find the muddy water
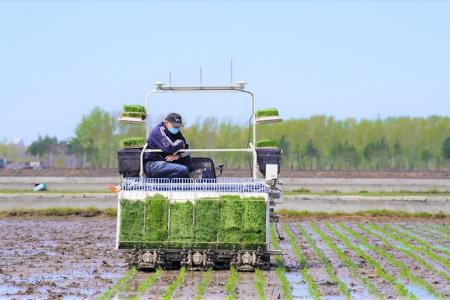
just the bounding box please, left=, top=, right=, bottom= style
left=1, top=217, right=449, bottom=299
left=0, top=216, right=126, bottom=299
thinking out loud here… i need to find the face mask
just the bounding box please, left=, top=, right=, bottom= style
left=168, top=127, right=180, bottom=134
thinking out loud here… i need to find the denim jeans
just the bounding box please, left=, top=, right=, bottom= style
left=145, top=160, right=189, bottom=179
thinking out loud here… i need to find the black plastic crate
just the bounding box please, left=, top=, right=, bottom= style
left=256, top=148, right=281, bottom=176
left=117, top=148, right=142, bottom=177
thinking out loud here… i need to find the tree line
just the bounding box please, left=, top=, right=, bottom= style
left=12, top=107, right=450, bottom=170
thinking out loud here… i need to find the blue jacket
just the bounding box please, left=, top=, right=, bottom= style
left=145, top=122, right=189, bottom=161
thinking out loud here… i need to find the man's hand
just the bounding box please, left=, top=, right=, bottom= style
left=165, top=154, right=180, bottom=162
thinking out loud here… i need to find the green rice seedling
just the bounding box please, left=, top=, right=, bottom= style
left=255, top=268, right=265, bottom=300
left=361, top=223, right=450, bottom=283
left=225, top=266, right=239, bottom=300
left=194, top=198, right=219, bottom=242
left=339, top=223, right=445, bottom=299
left=193, top=268, right=213, bottom=300
left=282, top=224, right=321, bottom=300
left=256, top=140, right=279, bottom=148
left=242, top=197, right=266, bottom=242
left=169, top=201, right=194, bottom=243
left=119, top=199, right=145, bottom=244
left=219, top=195, right=243, bottom=243
left=126, top=268, right=164, bottom=300
left=420, top=225, right=450, bottom=241
left=95, top=267, right=137, bottom=300
left=324, top=223, right=416, bottom=300
left=396, top=224, right=450, bottom=256
left=310, top=223, right=382, bottom=299
left=255, top=108, right=279, bottom=118
left=427, top=224, right=450, bottom=236
left=296, top=224, right=351, bottom=300
left=381, top=224, right=450, bottom=271
left=121, top=137, right=146, bottom=148
left=162, top=266, right=186, bottom=300
left=144, top=195, right=169, bottom=242
left=123, top=104, right=146, bottom=113
left=270, top=224, right=293, bottom=300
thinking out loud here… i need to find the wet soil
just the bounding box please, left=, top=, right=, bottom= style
left=0, top=217, right=449, bottom=299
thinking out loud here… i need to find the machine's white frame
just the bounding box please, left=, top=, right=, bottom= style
left=139, top=81, right=258, bottom=179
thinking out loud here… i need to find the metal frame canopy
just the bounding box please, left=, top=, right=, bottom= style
left=140, top=81, right=258, bottom=179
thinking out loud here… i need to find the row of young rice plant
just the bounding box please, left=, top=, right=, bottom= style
left=412, top=225, right=450, bottom=244
left=282, top=223, right=321, bottom=300
left=270, top=224, right=293, bottom=300
left=426, top=224, right=450, bottom=237
left=296, top=224, right=351, bottom=300
left=225, top=266, right=239, bottom=300
left=309, top=223, right=382, bottom=298
left=193, top=268, right=213, bottom=300
left=128, top=268, right=164, bottom=300
left=255, top=268, right=266, bottom=300
left=95, top=267, right=137, bottom=300
left=324, top=223, right=417, bottom=300
left=374, top=224, right=450, bottom=272
left=396, top=224, right=450, bottom=254
left=360, top=223, right=450, bottom=283
left=162, top=266, right=187, bottom=300
left=337, top=223, right=446, bottom=299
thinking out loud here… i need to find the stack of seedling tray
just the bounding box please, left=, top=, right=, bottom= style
left=119, top=104, right=147, bottom=124
left=255, top=108, right=282, bottom=124
left=121, top=137, right=146, bottom=149
left=118, top=194, right=267, bottom=250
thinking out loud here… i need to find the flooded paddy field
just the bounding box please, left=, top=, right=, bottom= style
left=0, top=216, right=449, bottom=299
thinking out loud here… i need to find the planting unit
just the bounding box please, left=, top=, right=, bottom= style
left=116, top=81, right=283, bottom=271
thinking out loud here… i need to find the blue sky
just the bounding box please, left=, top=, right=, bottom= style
left=0, top=1, right=449, bottom=144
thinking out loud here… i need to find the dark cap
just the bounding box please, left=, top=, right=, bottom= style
left=165, top=113, right=184, bottom=127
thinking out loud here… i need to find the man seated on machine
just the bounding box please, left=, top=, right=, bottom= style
left=144, top=113, right=200, bottom=179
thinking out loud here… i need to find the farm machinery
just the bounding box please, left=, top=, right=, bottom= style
left=116, top=81, right=282, bottom=271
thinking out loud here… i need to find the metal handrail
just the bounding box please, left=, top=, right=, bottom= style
left=140, top=83, right=258, bottom=179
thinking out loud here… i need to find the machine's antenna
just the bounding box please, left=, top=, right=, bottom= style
left=230, top=58, right=233, bottom=85
left=200, top=66, right=203, bottom=87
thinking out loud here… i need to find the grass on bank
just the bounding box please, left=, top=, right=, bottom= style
left=0, top=207, right=117, bottom=218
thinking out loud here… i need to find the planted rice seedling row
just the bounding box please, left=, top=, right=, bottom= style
left=360, top=223, right=450, bottom=283
left=337, top=223, right=444, bottom=299
left=282, top=223, right=321, bottom=300
left=377, top=224, right=450, bottom=271
left=270, top=224, right=293, bottom=300
left=426, top=224, right=450, bottom=237
left=324, top=223, right=416, bottom=299
left=397, top=224, right=450, bottom=253
left=418, top=224, right=450, bottom=242
left=296, top=223, right=351, bottom=300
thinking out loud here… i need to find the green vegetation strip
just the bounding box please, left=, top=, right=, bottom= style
left=379, top=224, right=450, bottom=271
left=361, top=223, right=450, bottom=282
left=277, top=209, right=447, bottom=219
left=282, top=223, right=321, bottom=300
left=193, top=268, right=213, bottom=300
left=225, top=266, right=238, bottom=300
left=270, top=224, right=293, bottom=300
left=396, top=224, right=450, bottom=256
left=421, top=224, right=450, bottom=241
left=310, top=223, right=382, bottom=299
left=427, top=224, right=450, bottom=236
left=339, top=223, right=445, bottom=299
left=325, top=223, right=416, bottom=300
left=0, top=207, right=117, bottom=218
left=128, top=268, right=164, bottom=300
left=255, top=268, right=265, bottom=300
left=162, top=267, right=186, bottom=300
left=296, top=224, right=351, bottom=299
left=95, top=267, right=137, bottom=300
